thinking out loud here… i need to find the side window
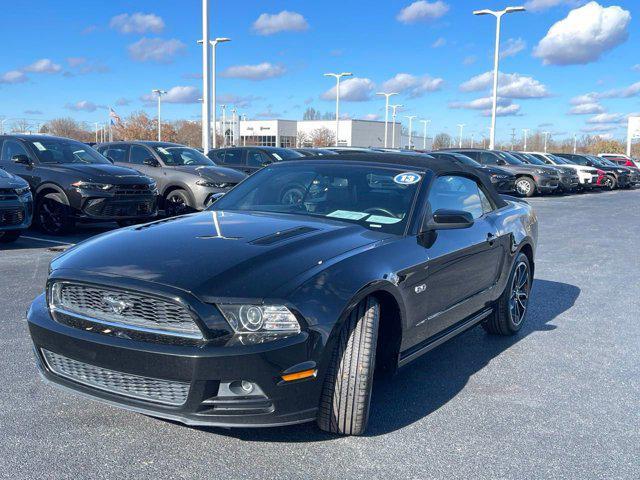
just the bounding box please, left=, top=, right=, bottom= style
left=246, top=150, right=269, bottom=167
left=223, top=149, right=245, bottom=165
left=1, top=140, right=30, bottom=164
left=478, top=186, right=494, bottom=214
left=479, top=152, right=499, bottom=165
left=102, top=146, right=129, bottom=163
left=428, top=175, right=485, bottom=220
left=462, top=151, right=479, bottom=161
left=209, top=150, right=225, bottom=163
left=130, top=145, right=151, bottom=165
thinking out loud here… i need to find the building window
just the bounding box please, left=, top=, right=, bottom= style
left=279, top=136, right=297, bottom=148
left=240, top=135, right=276, bottom=147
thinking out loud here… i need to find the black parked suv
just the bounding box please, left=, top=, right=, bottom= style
left=207, top=146, right=304, bottom=175
left=444, top=149, right=560, bottom=197
left=427, top=151, right=516, bottom=194
left=0, top=135, right=158, bottom=234
left=98, top=141, right=247, bottom=216
left=509, top=151, right=579, bottom=193
left=27, top=154, right=538, bottom=435
left=0, top=167, right=33, bottom=243
left=554, top=153, right=630, bottom=190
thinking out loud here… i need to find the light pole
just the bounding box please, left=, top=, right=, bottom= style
left=420, top=119, right=431, bottom=150
left=324, top=72, right=352, bottom=146
left=199, top=37, right=231, bottom=149
left=152, top=89, right=167, bottom=141
left=473, top=5, right=526, bottom=150
left=390, top=104, right=403, bottom=149
left=220, top=104, right=227, bottom=146
left=471, top=132, right=475, bottom=148
left=522, top=128, right=530, bottom=151
left=457, top=123, right=466, bottom=148
left=573, top=134, right=577, bottom=154
left=94, top=122, right=99, bottom=143
left=543, top=131, right=550, bottom=152
left=201, top=0, right=211, bottom=152
left=376, top=92, right=398, bottom=148
left=405, top=115, right=417, bottom=149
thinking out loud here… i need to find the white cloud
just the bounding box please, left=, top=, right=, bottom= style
left=463, top=56, right=477, bottom=66
left=449, top=97, right=513, bottom=110
left=321, top=77, right=375, bottom=102
left=0, top=70, right=27, bottom=84
left=586, top=112, right=623, bottom=124
left=67, top=57, right=86, bottom=67
left=599, top=81, right=640, bottom=99
left=381, top=73, right=444, bottom=98
left=141, top=86, right=201, bottom=104
left=569, top=102, right=605, bottom=115
left=397, top=1, right=449, bottom=24
left=581, top=125, right=618, bottom=133
left=24, top=58, right=62, bottom=73
left=533, top=2, right=631, bottom=66
left=501, top=38, right=526, bottom=58
left=217, top=94, right=263, bottom=108
left=220, top=63, right=286, bottom=81
left=432, top=37, right=446, bottom=48
left=115, top=97, right=130, bottom=106
left=363, top=113, right=380, bottom=121
left=128, top=38, right=185, bottom=63
left=491, top=104, right=522, bottom=117
left=524, top=0, right=582, bottom=12
left=252, top=11, right=309, bottom=35
left=110, top=12, right=164, bottom=34
left=459, top=71, right=550, bottom=98
left=65, top=100, right=99, bottom=112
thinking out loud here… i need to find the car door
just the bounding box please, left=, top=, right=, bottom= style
left=246, top=149, right=272, bottom=173
left=417, top=175, right=505, bottom=339
left=100, top=144, right=130, bottom=169
left=222, top=148, right=250, bottom=174
left=0, top=139, right=40, bottom=188
left=128, top=144, right=163, bottom=185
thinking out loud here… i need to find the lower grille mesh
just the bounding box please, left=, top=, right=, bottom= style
left=42, top=349, right=190, bottom=406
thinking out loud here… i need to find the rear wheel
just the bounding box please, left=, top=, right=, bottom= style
left=36, top=193, right=75, bottom=235
left=317, top=297, right=379, bottom=436
left=0, top=230, right=22, bottom=243
left=515, top=177, right=536, bottom=197
left=483, top=252, right=532, bottom=336
left=602, top=175, right=616, bottom=190
left=164, top=190, right=192, bottom=217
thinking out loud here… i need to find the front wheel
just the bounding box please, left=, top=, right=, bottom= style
left=164, top=190, right=192, bottom=217
left=0, top=230, right=22, bottom=243
left=515, top=177, right=536, bottom=197
left=36, top=193, right=75, bottom=235
left=602, top=175, right=616, bottom=190
left=317, top=297, right=379, bottom=435
left=483, top=252, right=532, bottom=336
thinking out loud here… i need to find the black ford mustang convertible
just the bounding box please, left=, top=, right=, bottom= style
left=28, top=154, right=538, bottom=435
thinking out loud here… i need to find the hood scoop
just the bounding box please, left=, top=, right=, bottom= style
left=251, top=226, right=319, bottom=246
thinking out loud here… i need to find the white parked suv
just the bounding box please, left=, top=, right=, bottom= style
left=528, top=152, right=600, bottom=189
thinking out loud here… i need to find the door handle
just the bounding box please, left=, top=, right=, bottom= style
left=486, top=233, right=496, bottom=246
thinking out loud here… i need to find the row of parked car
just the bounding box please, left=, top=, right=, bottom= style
left=1, top=132, right=637, bottom=243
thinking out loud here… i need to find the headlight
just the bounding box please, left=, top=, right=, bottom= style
left=490, top=174, right=507, bottom=180
left=14, top=186, right=30, bottom=196
left=196, top=180, right=228, bottom=188
left=617, top=169, right=626, bottom=173
left=534, top=169, right=548, bottom=175
left=218, top=304, right=300, bottom=334
left=71, top=181, right=113, bottom=191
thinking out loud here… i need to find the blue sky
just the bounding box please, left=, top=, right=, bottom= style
left=1, top=0, right=639, bottom=142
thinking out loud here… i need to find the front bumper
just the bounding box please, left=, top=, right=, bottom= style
left=28, top=294, right=321, bottom=427
left=559, top=174, right=580, bottom=190
left=191, top=184, right=238, bottom=210
left=78, top=193, right=159, bottom=220
left=534, top=174, right=560, bottom=191
left=0, top=194, right=33, bottom=231
left=491, top=177, right=516, bottom=194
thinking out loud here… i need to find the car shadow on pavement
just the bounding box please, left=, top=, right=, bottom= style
left=192, top=279, right=580, bottom=442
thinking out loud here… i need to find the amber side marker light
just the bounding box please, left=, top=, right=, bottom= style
left=281, top=369, right=317, bottom=382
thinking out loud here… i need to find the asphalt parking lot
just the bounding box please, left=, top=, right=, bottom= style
left=1, top=189, right=638, bottom=480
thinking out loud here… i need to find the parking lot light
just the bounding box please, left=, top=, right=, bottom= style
left=376, top=92, right=399, bottom=148
left=324, top=72, right=353, bottom=146
left=522, top=128, right=530, bottom=152
left=405, top=115, right=417, bottom=149
left=201, top=0, right=211, bottom=152
left=543, top=131, right=550, bottom=153
left=390, top=104, right=403, bottom=149
left=152, top=89, right=167, bottom=141
left=199, top=37, right=231, bottom=149
left=473, top=5, right=526, bottom=150
left=457, top=123, right=466, bottom=148
left=420, top=119, right=431, bottom=149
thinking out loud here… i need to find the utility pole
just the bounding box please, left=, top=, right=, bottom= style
left=376, top=92, right=399, bottom=148
left=473, top=6, right=526, bottom=150
left=390, top=104, right=403, bottom=149
left=405, top=115, right=417, bottom=149
left=522, top=128, right=530, bottom=151
left=420, top=119, right=431, bottom=150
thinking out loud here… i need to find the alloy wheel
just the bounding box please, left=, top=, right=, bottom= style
left=516, top=179, right=532, bottom=196
left=166, top=194, right=188, bottom=216
left=509, top=261, right=530, bottom=326
left=39, top=198, right=66, bottom=234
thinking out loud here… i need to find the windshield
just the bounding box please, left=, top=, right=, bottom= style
left=266, top=148, right=305, bottom=161
left=27, top=139, right=110, bottom=165
left=153, top=146, right=215, bottom=166
left=586, top=156, right=609, bottom=167
left=495, top=151, right=523, bottom=165
left=548, top=154, right=568, bottom=164
left=450, top=153, right=481, bottom=167
left=519, top=153, right=546, bottom=166
left=596, top=157, right=617, bottom=167
left=212, top=163, right=423, bottom=235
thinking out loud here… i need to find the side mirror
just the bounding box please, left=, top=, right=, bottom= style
left=261, top=159, right=273, bottom=167
left=105, top=156, right=115, bottom=163
left=12, top=154, right=32, bottom=165
left=496, top=159, right=506, bottom=165
left=426, top=209, right=474, bottom=231
left=144, top=158, right=160, bottom=167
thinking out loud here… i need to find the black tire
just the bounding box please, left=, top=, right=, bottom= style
left=36, top=193, right=75, bottom=235
left=164, top=190, right=192, bottom=217
left=483, top=252, right=532, bottom=336
left=317, top=297, right=379, bottom=436
left=0, top=230, right=22, bottom=243
left=603, top=175, right=616, bottom=190
left=515, top=177, right=536, bottom=197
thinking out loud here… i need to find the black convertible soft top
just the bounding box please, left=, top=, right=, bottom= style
left=290, top=153, right=508, bottom=209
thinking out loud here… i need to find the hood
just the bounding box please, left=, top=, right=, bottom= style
left=0, top=168, right=28, bottom=188
left=482, top=166, right=515, bottom=177
left=43, top=163, right=150, bottom=183
left=172, top=165, right=247, bottom=183
left=501, top=164, right=558, bottom=174
left=51, top=210, right=388, bottom=300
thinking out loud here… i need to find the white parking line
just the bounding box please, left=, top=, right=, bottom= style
left=21, top=236, right=75, bottom=246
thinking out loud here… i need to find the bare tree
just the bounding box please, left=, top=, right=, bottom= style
left=432, top=132, right=452, bottom=150
left=296, top=131, right=310, bottom=147
left=310, top=127, right=335, bottom=147
left=44, top=118, right=92, bottom=141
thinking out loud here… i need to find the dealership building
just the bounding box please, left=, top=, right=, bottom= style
left=216, top=118, right=404, bottom=148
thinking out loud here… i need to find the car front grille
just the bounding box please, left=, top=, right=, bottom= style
left=0, top=188, right=18, bottom=201
left=83, top=198, right=156, bottom=218
left=50, top=282, right=203, bottom=339
left=42, top=349, right=190, bottom=406
left=0, top=208, right=25, bottom=226
left=114, top=184, right=155, bottom=196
